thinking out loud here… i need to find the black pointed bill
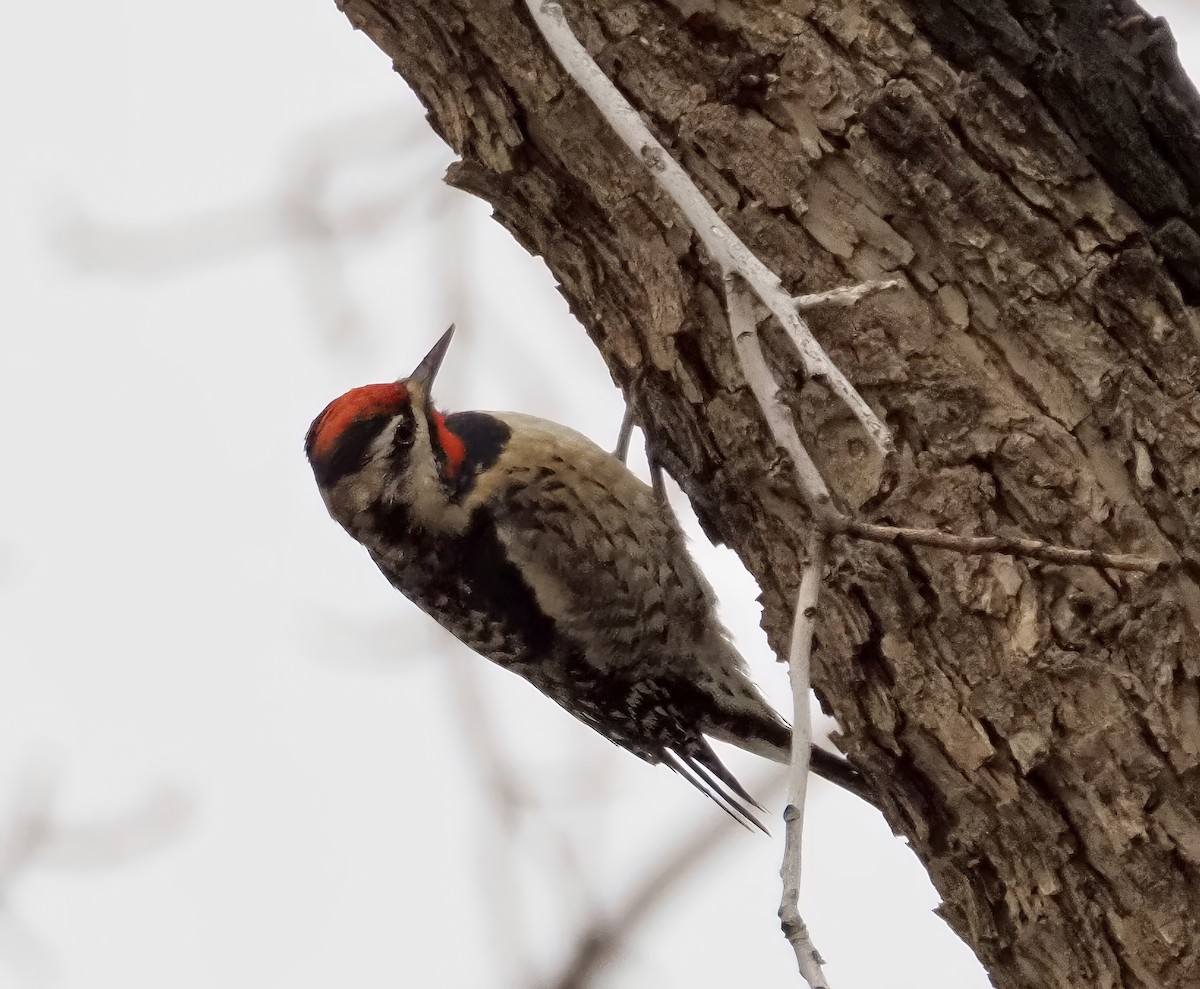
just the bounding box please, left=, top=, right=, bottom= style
left=403, top=324, right=456, bottom=396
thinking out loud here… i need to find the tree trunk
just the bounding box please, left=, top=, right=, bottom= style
left=332, top=0, right=1200, bottom=985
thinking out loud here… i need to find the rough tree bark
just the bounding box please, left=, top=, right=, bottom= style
left=332, top=0, right=1200, bottom=986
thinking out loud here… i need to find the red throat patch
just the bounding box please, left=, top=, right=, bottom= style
left=309, top=382, right=409, bottom=462
left=431, top=409, right=466, bottom=479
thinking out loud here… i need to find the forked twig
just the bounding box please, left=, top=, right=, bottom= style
left=523, top=0, right=1167, bottom=573
left=726, top=273, right=835, bottom=513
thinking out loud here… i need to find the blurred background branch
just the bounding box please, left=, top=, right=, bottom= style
left=0, top=763, right=189, bottom=985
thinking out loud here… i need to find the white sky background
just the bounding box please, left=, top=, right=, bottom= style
left=1, top=3, right=1196, bottom=988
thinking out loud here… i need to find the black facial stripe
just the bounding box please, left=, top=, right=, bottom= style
left=307, top=415, right=391, bottom=488
left=423, top=406, right=451, bottom=477
left=442, top=411, right=512, bottom=499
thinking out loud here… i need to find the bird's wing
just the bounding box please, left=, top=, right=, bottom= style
left=485, top=440, right=716, bottom=673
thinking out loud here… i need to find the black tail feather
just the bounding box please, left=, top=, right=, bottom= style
left=687, top=740, right=766, bottom=812
left=682, top=756, right=770, bottom=834
left=663, top=747, right=769, bottom=834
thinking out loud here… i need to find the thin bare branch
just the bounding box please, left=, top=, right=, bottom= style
left=725, top=273, right=835, bottom=514
left=778, top=532, right=831, bottom=987
left=726, top=272, right=835, bottom=984
left=837, top=518, right=1168, bottom=574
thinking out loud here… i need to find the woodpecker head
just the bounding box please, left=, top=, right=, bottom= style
left=305, top=326, right=468, bottom=532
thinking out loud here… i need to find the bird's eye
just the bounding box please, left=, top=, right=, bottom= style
left=392, top=412, right=415, bottom=451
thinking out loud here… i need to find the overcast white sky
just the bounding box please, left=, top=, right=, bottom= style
left=2, top=3, right=1197, bottom=988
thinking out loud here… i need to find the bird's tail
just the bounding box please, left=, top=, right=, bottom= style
left=704, top=711, right=877, bottom=807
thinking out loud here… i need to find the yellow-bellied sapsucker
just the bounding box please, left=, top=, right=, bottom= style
left=305, top=328, right=867, bottom=827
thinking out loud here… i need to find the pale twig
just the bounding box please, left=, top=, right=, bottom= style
left=522, top=0, right=893, bottom=460
left=792, top=278, right=900, bottom=311
left=726, top=273, right=834, bottom=514
left=778, top=532, right=830, bottom=986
